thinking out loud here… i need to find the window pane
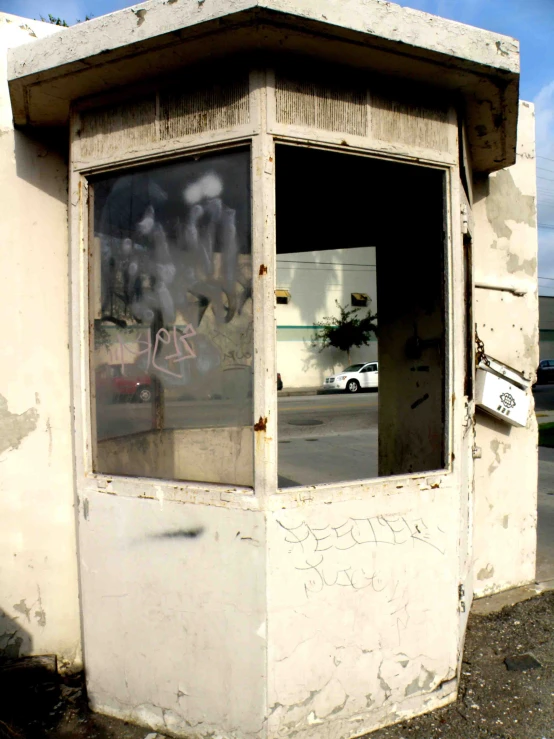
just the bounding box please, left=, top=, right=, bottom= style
left=90, top=148, right=253, bottom=486
left=276, top=144, right=445, bottom=488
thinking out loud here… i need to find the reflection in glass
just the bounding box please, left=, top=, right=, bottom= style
left=275, top=144, right=446, bottom=487
left=90, top=148, right=253, bottom=486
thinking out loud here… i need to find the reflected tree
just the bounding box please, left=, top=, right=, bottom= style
left=312, top=300, right=377, bottom=364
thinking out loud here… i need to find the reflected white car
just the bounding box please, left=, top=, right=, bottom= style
left=323, top=362, right=379, bottom=393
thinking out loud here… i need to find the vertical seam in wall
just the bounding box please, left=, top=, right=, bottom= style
left=68, top=111, right=85, bottom=668
left=263, top=506, right=269, bottom=738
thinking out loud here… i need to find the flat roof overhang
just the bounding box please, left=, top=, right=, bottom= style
left=8, top=0, right=520, bottom=173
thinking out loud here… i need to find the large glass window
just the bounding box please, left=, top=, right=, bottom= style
left=275, top=145, right=446, bottom=487
left=90, top=148, right=253, bottom=486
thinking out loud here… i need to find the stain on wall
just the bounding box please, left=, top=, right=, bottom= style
left=0, top=394, right=38, bottom=455
left=506, top=252, right=536, bottom=276
left=488, top=438, right=511, bottom=475
left=13, top=599, right=31, bottom=621
left=477, top=563, right=494, bottom=580
left=485, top=169, right=536, bottom=239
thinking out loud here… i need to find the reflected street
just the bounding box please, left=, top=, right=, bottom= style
left=96, top=391, right=379, bottom=488
left=278, top=393, right=378, bottom=487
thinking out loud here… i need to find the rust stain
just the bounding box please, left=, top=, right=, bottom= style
left=259, top=264, right=268, bottom=276
left=254, top=416, right=267, bottom=432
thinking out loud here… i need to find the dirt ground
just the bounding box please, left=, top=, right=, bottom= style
left=1, top=592, right=553, bottom=739
left=369, top=591, right=554, bottom=739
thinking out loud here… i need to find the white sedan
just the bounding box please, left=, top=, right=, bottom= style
left=323, top=362, right=379, bottom=393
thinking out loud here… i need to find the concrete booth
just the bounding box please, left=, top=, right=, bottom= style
left=1, top=1, right=538, bottom=737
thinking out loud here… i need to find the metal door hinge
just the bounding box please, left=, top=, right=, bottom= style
left=472, top=445, right=482, bottom=459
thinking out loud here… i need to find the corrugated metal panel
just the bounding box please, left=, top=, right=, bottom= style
left=79, top=96, right=157, bottom=159
left=275, top=74, right=367, bottom=137
left=274, top=71, right=450, bottom=153
left=77, top=74, right=250, bottom=160
left=159, top=76, right=250, bottom=139
left=370, top=94, right=449, bottom=151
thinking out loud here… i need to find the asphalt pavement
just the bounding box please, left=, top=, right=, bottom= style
left=278, top=392, right=378, bottom=485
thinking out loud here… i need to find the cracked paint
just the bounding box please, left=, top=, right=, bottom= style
left=405, top=667, right=436, bottom=697
left=328, top=694, right=348, bottom=715
left=378, top=661, right=392, bottom=701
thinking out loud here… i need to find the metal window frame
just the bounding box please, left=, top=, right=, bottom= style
left=269, top=138, right=459, bottom=501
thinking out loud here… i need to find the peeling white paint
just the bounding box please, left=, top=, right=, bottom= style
left=0, top=13, right=80, bottom=665
left=472, top=101, right=538, bottom=598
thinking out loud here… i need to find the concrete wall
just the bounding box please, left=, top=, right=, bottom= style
left=276, top=247, right=377, bottom=387
left=0, top=14, right=80, bottom=664
left=267, top=485, right=460, bottom=739
left=79, top=492, right=266, bottom=736
left=472, top=101, right=539, bottom=596
left=80, top=484, right=462, bottom=739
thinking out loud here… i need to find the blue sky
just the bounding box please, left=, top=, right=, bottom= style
left=3, top=0, right=554, bottom=290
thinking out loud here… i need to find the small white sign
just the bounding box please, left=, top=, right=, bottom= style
left=475, top=368, right=529, bottom=427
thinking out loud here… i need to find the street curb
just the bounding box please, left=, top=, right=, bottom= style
left=278, top=388, right=323, bottom=397
left=471, top=579, right=554, bottom=616
left=279, top=388, right=378, bottom=397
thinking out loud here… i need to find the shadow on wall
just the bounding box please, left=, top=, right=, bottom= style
left=286, top=252, right=341, bottom=329
left=13, top=127, right=69, bottom=205
left=300, top=339, right=375, bottom=380
left=0, top=606, right=31, bottom=660
left=0, top=608, right=37, bottom=736
left=301, top=338, right=339, bottom=377
left=475, top=406, right=513, bottom=440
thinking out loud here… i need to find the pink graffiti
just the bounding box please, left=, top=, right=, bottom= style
left=116, top=324, right=197, bottom=379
